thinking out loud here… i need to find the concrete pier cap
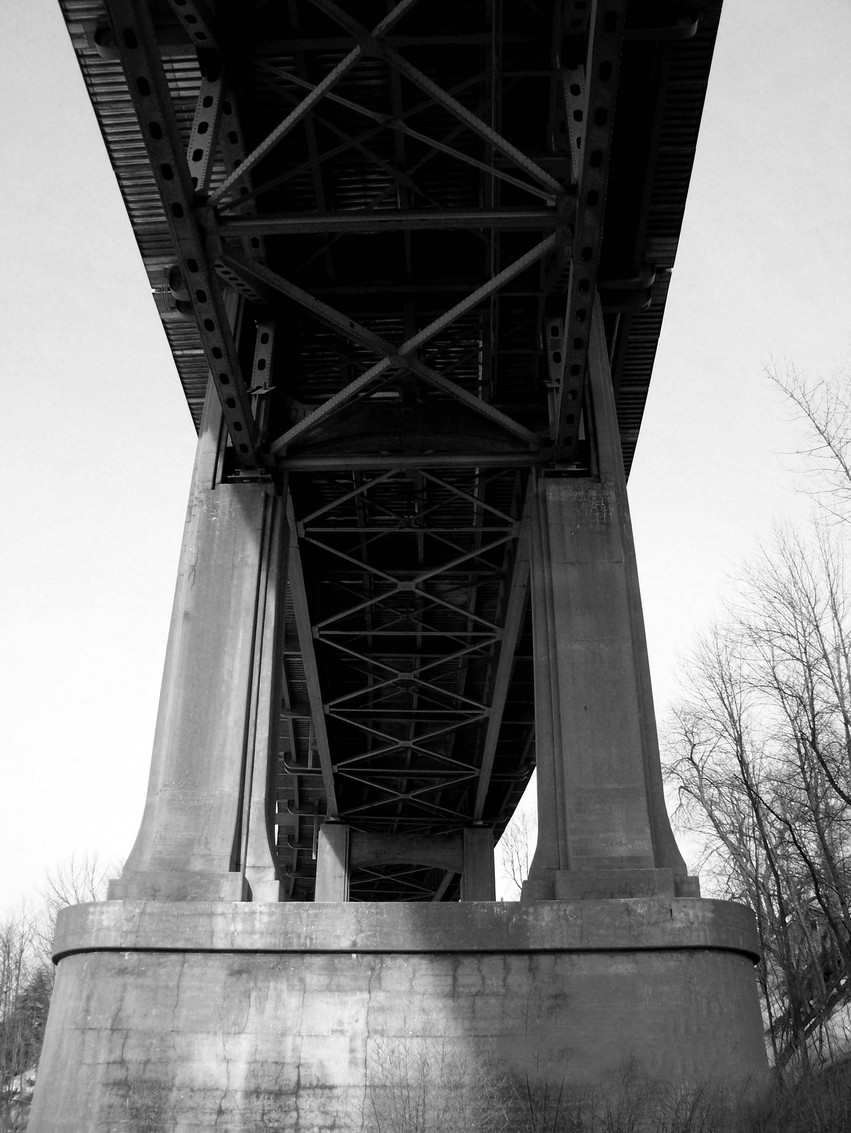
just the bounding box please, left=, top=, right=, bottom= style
left=28, top=896, right=768, bottom=1133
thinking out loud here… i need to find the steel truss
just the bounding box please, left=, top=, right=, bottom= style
left=276, top=466, right=533, bottom=899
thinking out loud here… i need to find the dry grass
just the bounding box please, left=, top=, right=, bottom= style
left=362, top=1036, right=851, bottom=1133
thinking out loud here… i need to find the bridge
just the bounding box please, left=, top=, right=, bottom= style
left=30, top=3, right=767, bottom=1130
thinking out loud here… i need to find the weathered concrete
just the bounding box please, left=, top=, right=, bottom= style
left=315, top=824, right=350, bottom=902
left=29, top=899, right=767, bottom=1133
left=526, top=304, right=697, bottom=901
left=109, top=388, right=288, bottom=904
left=51, top=896, right=760, bottom=957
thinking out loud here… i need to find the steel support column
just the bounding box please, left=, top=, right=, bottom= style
left=109, top=384, right=288, bottom=902
left=524, top=299, right=698, bottom=902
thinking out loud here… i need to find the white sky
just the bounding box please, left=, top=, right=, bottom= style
left=2, top=0, right=850, bottom=910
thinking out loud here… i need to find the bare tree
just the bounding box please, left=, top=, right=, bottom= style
left=666, top=631, right=816, bottom=1069
left=666, top=519, right=851, bottom=1071
left=768, top=361, right=851, bottom=521
left=40, top=854, right=110, bottom=923
left=0, top=911, right=50, bottom=1131
left=498, top=807, right=537, bottom=899
left=666, top=352, right=851, bottom=1074
left=0, top=855, right=110, bottom=1130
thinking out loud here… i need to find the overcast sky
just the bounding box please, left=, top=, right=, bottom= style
left=1, top=0, right=850, bottom=912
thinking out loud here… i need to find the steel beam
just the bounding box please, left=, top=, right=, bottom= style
left=166, top=0, right=217, bottom=50
left=286, top=501, right=339, bottom=817
left=554, top=1, right=625, bottom=461
left=473, top=507, right=532, bottom=820
left=431, top=870, right=455, bottom=900
left=104, top=0, right=260, bottom=465
left=275, top=451, right=548, bottom=471
left=187, top=75, right=224, bottom=194
left=220, top=208, right=557, bottom=235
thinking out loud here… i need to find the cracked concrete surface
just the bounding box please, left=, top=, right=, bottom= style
left=28, top=901, right=767, bottom=1132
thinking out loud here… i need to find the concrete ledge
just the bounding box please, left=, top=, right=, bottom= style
left=53, top=897, right=760, bottom=962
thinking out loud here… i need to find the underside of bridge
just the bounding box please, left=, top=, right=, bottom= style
left=30, top=2, right=768, bottom=1129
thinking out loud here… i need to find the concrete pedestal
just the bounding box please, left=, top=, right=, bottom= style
left=29, top=899, right=767, bottom=1133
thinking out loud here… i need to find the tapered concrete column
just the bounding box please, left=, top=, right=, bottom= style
left=315, top=823, right=350, bottom=901
left=461, top=828, right=496, bottom=900
left=109, top=385, right=287, bottom=902
left=525, top=302, right=696, bottom=901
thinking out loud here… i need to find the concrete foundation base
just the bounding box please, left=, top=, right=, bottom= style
left=29, top=898, right=767, bottom=1133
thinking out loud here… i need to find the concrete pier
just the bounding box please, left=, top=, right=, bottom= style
left=30, top=900, right=765, bottom=1132
left=27, top=306, right=768, bottom=1133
